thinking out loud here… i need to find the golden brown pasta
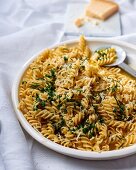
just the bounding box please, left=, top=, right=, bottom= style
left=18, top=36, right=136, bottom=152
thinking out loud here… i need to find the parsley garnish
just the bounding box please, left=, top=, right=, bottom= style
left=89, top=131, right=95, bottom=138
left=57, top=103, right=62, bottom=110
left=83, top=127, right=89, bottom=134
left=30, top=83, right=40, bottom=89
left=114, top=96, right=126, bottom=120
left=45, top=69, right=56, bottom=79
left=22, top=81, right=27, bottom=84
left=54, top=118, right=66, bottom=134
left=33, top=104, right=38, bottom=111
left=34, top=94, right=46, bottom=110
left=120, top=104, right=125, bottom=114
left=77, top=124, right=83, bottom=129
left=111, top=85, right=118, bottom=92
left=36, top=94, right=40, bottom=102
left=44, top=83, right=55, bottom=101
left=40, top=100, right=46, bottom=107
left=64, top=56, right=68, bottom=61
left=99, top=117, right=104, bottom=124
left=113, top=107, right=117, bottom=113
left=77, top=88, right=83, bottom=93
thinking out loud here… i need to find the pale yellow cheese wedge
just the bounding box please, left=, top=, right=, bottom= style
left=86, top=0, right=119, bottom=20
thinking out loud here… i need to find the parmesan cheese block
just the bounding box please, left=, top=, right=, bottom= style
left=86, top=0, right=119, bottom=20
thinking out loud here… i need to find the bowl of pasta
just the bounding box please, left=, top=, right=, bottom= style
left=12, top=36, right=136, bottom=160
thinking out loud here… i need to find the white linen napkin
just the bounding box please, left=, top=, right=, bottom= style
left=0, top=0, right=136, bottom=170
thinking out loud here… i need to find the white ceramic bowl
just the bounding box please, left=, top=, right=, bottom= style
left=12, top=38, right=136, bottom=160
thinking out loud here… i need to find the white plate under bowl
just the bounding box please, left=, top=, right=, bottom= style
left=12, top=38, right=136, bottom=160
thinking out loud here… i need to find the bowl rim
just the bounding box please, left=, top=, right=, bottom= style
left=12, top=38, right=136, bottom=160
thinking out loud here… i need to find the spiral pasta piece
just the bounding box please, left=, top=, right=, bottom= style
left=93, top=47, right=117, bottom=66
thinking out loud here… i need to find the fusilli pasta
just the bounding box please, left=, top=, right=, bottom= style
left=18, top=36, right=136, bottom=152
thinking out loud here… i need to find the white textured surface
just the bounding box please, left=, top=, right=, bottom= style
left=65, top=3, right=121, bottom=37
left=0, top=0, right=136, bottom=170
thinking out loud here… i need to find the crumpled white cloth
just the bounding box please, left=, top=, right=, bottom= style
left=0, top=0, right=136, bottom=170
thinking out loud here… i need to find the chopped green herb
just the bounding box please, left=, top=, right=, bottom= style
left=126, top=116, right=133, bottom=121
left=45, top=74, right=51, bottom=78
left=111, top=85, right=118, bottom=92
left=22, top=80, right=27, bottom=84
left=117, top=114, right=126, bottom=121
left=69, top=64, right=72, bottom=68
left=37, top=77, right=44, bottom=80
left=113, top=107, right=117, bottom=113
left=37, top=102, right=46, bottom=110
left=93, top=105, right=98, bottom=114
left=40, top=88, right=45, bottom=93
left=54, top=118, right=66, bottom=134
left=70, top=128, right=76, bottom=132
left=33, top=104, right=38, bottom=111
left=89, top=131, right=95, bottom=138
left=61, top=118, right=66, bottom=127
left=36, top=94, right=40, bottom=102
left=89, top=123, right=95, bottom=130
left=44, top=83, right=55, bottom=101
left=30, top=83, right=40, bottom=89
left=114, top=96, right=126, bottom=121
left=77, top=89, right=83, bottom=93
left=45, top=69, right=56, bottom=79
left=57, top=103, right=62, bottom=110
left=66, top=96, right=73, bottom=102
left=99, top=117, right=104, bottom=124
left=40, top=100, right=46, bottom=107
left=74, top=101, right=81, bottom=107
left=120, top=104, right=125, bottom=113
left=63, top=108, right=67, bottom=114
left=35, top=94, right=46, bottom=109
left=50, top=69, right=56, bottom=77
left=57, top=95, right=61, bottom=99
left=64, top=56, right=68, bottom=61
left=83, top=127, right=89, bottom=134
left=77, top=124, right=83, bottom=129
